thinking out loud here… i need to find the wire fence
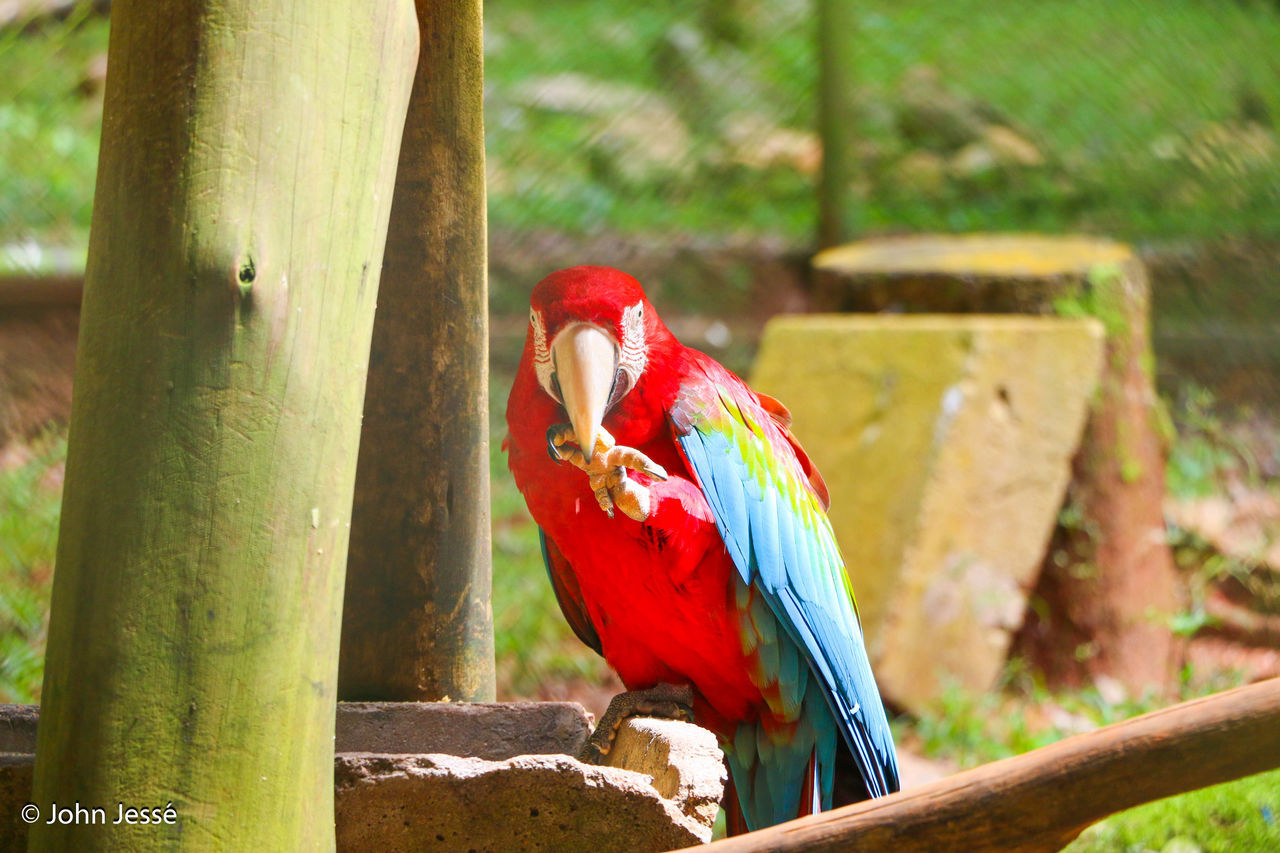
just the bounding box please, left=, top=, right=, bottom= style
left=2, top=0, right=1279, bottom=397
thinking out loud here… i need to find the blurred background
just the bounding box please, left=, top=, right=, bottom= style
left=2, top=1, right=1279, bottom=848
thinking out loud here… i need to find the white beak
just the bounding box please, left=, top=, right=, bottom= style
left=551, top=323, right=618, bottom=459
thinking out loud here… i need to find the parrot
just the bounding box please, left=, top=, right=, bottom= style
left=504, top=265, right=900, bottom=832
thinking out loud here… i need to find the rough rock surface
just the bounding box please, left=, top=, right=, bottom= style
left=600, top=717, right=725, bottom=831
left=0, top=704, right=723, bottom=852
left=751, top=315, right=1104, bottom=712
left=335, top=717, right=724, bottom=853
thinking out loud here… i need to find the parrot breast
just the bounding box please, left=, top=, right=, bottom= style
left=507, top=364, right=770, bottom=733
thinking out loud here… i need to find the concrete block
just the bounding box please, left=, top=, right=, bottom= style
left=751, top=315, right=1104, bottom=712
left=335, top=701, right=592, bottom=760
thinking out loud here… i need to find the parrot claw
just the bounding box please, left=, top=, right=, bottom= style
left=546, top=423, right=665, bottom=521
left=578, top=683, right=696, bottom=765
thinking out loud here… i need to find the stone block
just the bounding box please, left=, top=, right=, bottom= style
left=600, top=717, right=725, bottom=831
left=335, top=717, right=724, bottom=853
left=751, top=315, right=1104, bottom=712
left=335, top=701, right=592, bottom=760
left=0, top=705, right=722, bottom=852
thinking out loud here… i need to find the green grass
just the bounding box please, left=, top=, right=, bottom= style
left=485, top=0, right=1280, bottom=245
left=1067, top=770, right=1280, bottom=852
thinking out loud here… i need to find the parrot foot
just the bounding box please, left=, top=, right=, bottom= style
left=546, top=423, right=667, bottom=522
left=578, top=683, right=695, bottom=765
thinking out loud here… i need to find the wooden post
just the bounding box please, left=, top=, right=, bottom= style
left=339, top=0, right=495, bottom=702
left=29, top=1, right=418, bottom=849
left=689, top=677, right=1280, bottom=853
left=816, top=0, right=859, bottom=249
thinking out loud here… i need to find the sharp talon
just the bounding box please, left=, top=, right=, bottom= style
left=607, top=445, right=668, bottom=481
left=546, top=424, right=574, bottom=461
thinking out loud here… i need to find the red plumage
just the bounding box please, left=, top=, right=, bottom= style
left=505, top=266, right=899, bottom=830
left=505, top=266, right=763, bottom=735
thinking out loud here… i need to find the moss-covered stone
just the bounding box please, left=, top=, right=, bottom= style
left=751, top=315, right=1104, bottom=712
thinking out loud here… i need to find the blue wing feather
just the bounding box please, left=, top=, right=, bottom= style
left=670, top=366, right=900, bottom=823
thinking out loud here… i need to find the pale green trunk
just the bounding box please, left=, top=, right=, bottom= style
left=341, top=0, right=495, bottom=703
left=30, top=0, right=418, bottom=849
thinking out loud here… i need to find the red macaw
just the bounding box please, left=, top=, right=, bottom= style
left=505, top=265, right=899, bottom=832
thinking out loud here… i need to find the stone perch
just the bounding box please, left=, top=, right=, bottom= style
left=334, top=703, right=724, bottom=852
left=0, top=703, right=726, bottom=853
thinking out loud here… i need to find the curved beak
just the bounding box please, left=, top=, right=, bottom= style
left=551, top=323, right=618, bottom=460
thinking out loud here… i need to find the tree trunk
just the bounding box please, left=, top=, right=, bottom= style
left=29, top=1, right=418, bottom=850
left=816, top=0, right=859, bottom=249
left=1016, top=258, right=1183, bottom=695
left=339, top=0, right=495, bottom=703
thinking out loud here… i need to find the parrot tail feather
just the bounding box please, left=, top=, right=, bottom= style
left=721, top=748, right=819, bottom=837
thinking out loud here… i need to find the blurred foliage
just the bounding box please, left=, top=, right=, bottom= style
left=486, top=0, right=1280, bottom=244
left=905, top=661, right=1244, bottom=770
left=1165, top=384, right=1279, bottom=499
left=5, top=1, right=1280, bottom=256
left=1066, top=768, right=1280, bottom=852
left=0, top=432, right=62, bottom=702
left=0, top=5, right=105, bottom=250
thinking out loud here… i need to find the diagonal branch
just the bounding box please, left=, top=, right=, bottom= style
left=689, top=677, right=1280, bottom=853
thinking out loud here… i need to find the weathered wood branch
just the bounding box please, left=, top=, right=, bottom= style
left=690, top=677, right=1280, bottom=853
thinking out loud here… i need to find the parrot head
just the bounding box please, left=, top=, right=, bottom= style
left=524, top=266, right=666, bottom=458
